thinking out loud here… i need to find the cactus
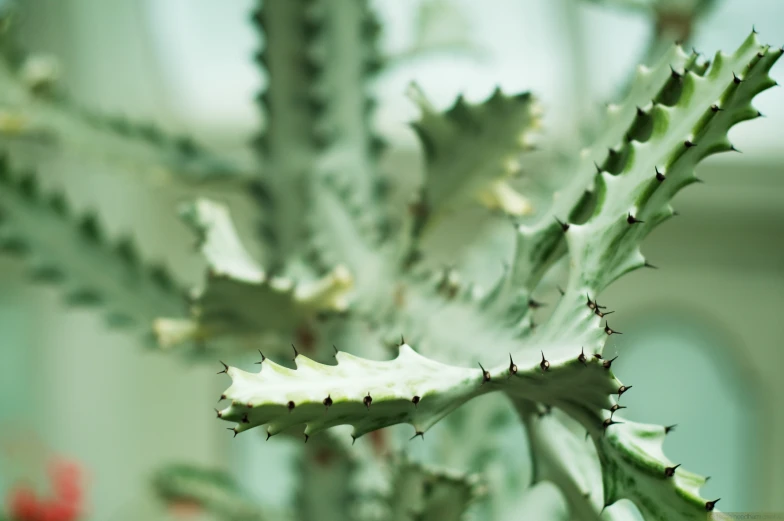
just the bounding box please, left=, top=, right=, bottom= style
left=0, top=2, right=779, bottom=521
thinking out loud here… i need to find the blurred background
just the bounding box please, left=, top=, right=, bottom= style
left=0, top=0, right=783, bottom=519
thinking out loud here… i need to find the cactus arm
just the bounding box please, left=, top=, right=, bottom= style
left=0, top=157, right=183, bottom=338
left=384, top=458, right=485, bottom=521
left=404, top=84, right=541, bottom=256
left=154, top=199, right=352, bottom=352
left=516, top=401, right=604, bottom=521
left=217, top=343, right=486, bottom=440
left=515, top=33, right=781, bottom=520
left=0, top=53, right=250, bottom=184
left=251, top=0, right=385, bottom=265
left=488, top=43, right=702, bottom=315
left=534, top=33, right=779, bottom=353
left=152, top=463, right=277, bottom=521
left=214, top=329, right=706, bottom=520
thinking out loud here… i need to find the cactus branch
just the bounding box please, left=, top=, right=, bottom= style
left=152, top=463, right=275, bottom=521
left=0, top=50, right=249, bottom=184
left=0, top=155, right=184, bottom=339
left=154, top=198, right=352, bottom=352
left=405, top=83, right=540, bottom=255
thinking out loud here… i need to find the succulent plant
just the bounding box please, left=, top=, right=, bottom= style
left=0, top=1, right=779, bottom=520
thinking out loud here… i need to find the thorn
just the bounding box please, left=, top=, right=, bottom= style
left=528, top=298, right=545, bottom=309
left=627, top=213, right=644, bottom=224
left=364, top=393, right=373, bottom=409
left=555, top=217, right=570, bottom=232
left=228, top=427, right=238, bottom=438
left=557, top=286, right=565, bottom=296
left=266, top=431, right=272, bottom=441
left=595, top=308, right=614, bottom=318
left=241, top=414, right=249, bottom=424
left=604, top=321, right=621, bottom=335
left=593, top=161, right=602, bottom=174
left=617, top=385, right=632, bottom=397
left=333, top=345, right=338, bottom=358
left=684, top=140, right=696, bottom=148
left=710, top=104, right=723, bottom=112
left=585, top=430, right=590, bottom=440
left=730, top=144, right=742, bottom=153
left=218, top=394, right=226, bottom=402
left=644, top=261, right=658, bottom=269
left=655, top=166, right=666, bottom=181
left=586, top=294, right=596, bottom=310
left=705, top=499, right=721, bottom=511
left=508, top=354, right=518, bottom=375
left=214, top=408, right=222, bottom=418
left=603, top=356, right=618, bottom=369
left=578, top=347, right=587, bottom=365
left=217, top=361, right=229, bottom=374
left=665, top=424, right=677, bottom=434
left=410, top=431, right=425, bottom=441
left=732, top=72, right=743, bottom=84
left=609, top=404, right=626, bottom=417
left=594, top=298, right=607, bottom=309
left=478, top=363, right=491, bottom=383
left=537, top=404, right=552, bottom=417
left=635, top=106, right=645, bottom=117
left=254, top=350, right=266, bottom=364
left=602, top=418, right=621, bottom=431
left=540, top=351, right=550, bottom=372
left=412, top=395, right=421, bottom=407
left=664, top=464, right=681, bottom=477
left=757, top=110, right=765, bottom=118
left=323, top=395, right=333, bottom=410
left=351, top=435, right=357, bottom=445
left=304, top=434, right=309, bottom=443
left=287, top=400, right=295, bottom=412
left=705, top=476, right=711, bottom=482
left=670, top=64, right=682, bottom=79
left=291, top=344, right=299, bottom=360
left=752, top=24, right=758, bottom=34
left=594, top=353, right=603, bottom=360
left=399, top=335, right=405, bottom=346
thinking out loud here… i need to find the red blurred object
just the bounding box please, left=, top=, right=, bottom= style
left=37, top=499, right=79, bottom=521
left=5, top=456, right=84, bottom=521
left=7, top=485, right=41, bottom=521
left=48, top=459, right=83, bottom=504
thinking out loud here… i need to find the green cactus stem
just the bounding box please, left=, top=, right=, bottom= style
left=250, top=0, right=385, bottom=267
left=152, top=463, right=274, bottom=521
left=0, top=47, right=249, bottom=184
left=0, top=155, right=183, bottom=338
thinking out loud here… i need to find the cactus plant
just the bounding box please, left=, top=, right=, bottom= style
left=0, top=1, right=780, bottom=520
